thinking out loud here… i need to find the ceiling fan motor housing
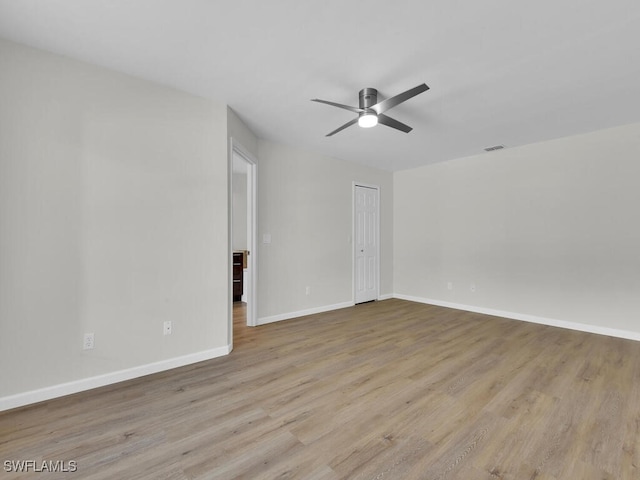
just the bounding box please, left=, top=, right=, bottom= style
left=359, top=88, right=378, bottom=109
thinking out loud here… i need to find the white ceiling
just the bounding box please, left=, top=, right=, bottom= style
left=1, top=0, right=640, bottom=171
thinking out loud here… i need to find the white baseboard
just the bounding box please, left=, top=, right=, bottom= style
left=258, top=301, right=354, bottom=325
left=393, top=293, right=640, bottom=342
left=378, top=293, right=394, bottom=301
left=0, top=345, right=231, bottom=412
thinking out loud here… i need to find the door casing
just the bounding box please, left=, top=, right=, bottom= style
left=230, top=140, right=258, bottom=342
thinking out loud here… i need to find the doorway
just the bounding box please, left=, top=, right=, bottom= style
left=353, top=183, right=380, bottom=304
left=231, top=141, right=257, bottom=340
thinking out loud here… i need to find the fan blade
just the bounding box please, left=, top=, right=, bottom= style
left=312, top=98, right=364, bottom=114
left=371, top=83, right=429, bottom=114
left=377, top=114, right=412, bottom=133
left=326, top=118, right=358, bottom=137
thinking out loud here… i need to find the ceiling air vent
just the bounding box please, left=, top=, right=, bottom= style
left=484, top=145, right=505, bottom=152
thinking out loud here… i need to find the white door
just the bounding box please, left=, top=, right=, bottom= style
left=354, top=185, right=379, bottom=304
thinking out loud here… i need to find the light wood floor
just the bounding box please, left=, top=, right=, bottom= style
left=1, top=299, right=639, bottom=479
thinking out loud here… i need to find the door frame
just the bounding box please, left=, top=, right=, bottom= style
left=352, top=182, right=380, bottom=304
left=230, top=139, right=258, bottom=336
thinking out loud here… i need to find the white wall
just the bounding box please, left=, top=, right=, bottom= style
left=227, top=108, right=259, bottom=160
left=0, top=39, right=230, bottom=409
left=394, top=122, right=640, bottom=337
left=228, top=108, right=257, bottom=253
left=257, top=140, right=393, bottom=322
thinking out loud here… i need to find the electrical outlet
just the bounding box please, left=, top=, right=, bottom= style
left=83, top=333, right=94, bottom=350
left=447, top=282, right=453, bottom=291
left=163, top=321, right=172, bottom=335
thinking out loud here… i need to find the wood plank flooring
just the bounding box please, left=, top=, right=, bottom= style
left=1, top=299, right=639, bottom=479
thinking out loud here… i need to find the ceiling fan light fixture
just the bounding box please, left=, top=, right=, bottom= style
left=358, top=112, right=378, bottom=128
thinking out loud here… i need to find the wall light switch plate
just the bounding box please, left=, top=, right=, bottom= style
left=163, top=321, right=172, bottom=335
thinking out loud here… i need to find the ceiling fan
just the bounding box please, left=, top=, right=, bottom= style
left=311, top=83, right=429, bottom=137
